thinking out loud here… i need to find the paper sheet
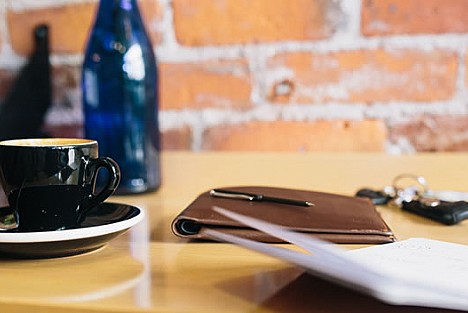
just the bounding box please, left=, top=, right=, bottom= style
left=205, top=207, right=468, bottom=311
left=350, top=238, right=468, bottom=298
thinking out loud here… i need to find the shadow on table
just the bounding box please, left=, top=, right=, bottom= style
left=265, top=271, right=467, bottom=313
left=217, top=268, right=464, bottom=313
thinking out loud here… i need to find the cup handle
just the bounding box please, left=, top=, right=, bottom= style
left=83, top=157, right=121, bottom=213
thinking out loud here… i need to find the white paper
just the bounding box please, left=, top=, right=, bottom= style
left=205, top=207, right=468, bottom=311
left=349, top=238, right=468, bottom=309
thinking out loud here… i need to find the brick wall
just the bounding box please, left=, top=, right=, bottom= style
left=1, top=0, right=468, bottom=152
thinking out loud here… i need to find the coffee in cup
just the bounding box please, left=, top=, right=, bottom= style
left=0, top=138, right=120, bottom=231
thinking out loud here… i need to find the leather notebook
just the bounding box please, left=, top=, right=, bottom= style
left=171, top=186, right=396, bottom=244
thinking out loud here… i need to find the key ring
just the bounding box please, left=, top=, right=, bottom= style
left=389, top=174, right=431, bottom=207
left=355, top=174, right=468, bottom=224
left=392, top=174, right=429, bottom=193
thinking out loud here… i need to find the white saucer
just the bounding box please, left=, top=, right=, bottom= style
left=0, top=202, right=144, bottom=258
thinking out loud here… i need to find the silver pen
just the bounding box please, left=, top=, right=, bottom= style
left=209, top=189, right=314, bottom=207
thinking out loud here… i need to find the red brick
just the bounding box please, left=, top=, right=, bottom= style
left=8, top=3, right=94, bottom=55
left=160, top=60, right=252, bottom=110
left=7, top=0, right=162, bottom=55
left=362, top=0, right=468, bottom=36
left=172, top=0, right=339, bottom=46
left=161, top=127, right=192, bottom=150
left=267, top=49, right=457, bottom=104
left=390, top=116, right=468, bottom=152
left=139, top=0, right=164, bottom=45
left=202, top=120, right=387, bottom=152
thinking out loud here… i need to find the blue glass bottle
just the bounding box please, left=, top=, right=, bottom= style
left=82, top=0, right=160, bottom=194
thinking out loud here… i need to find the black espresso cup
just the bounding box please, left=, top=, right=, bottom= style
left=0, top=138, right=120, bottom=231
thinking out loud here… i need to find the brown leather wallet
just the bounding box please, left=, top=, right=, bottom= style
left=171, top=186, right=396, bottom=244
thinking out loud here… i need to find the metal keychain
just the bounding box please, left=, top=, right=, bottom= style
left=355, top=174, right=468, bottom=225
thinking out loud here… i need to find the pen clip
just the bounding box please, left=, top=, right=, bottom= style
left=210, top=189, right=255, bottom=201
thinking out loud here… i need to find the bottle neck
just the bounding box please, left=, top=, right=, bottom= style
left=97, top=0, right=138, bottom=11
left=119, top=0, right=135, bottom=10
left=91, top=0, right=146, bottom=50
left=94, top=0, right=141, bottom=26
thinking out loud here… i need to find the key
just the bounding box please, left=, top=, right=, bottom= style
left=355, top=188, right=392, bottom=205
left=402, top=200, right=468, bottom=225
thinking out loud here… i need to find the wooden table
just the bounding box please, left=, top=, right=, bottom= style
left=1, top=152, right=468, bottom=313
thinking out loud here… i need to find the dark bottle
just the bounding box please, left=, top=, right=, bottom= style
left=0, top=24, right=52, bottom=141
left=82, top=0, right=160, bottom=194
